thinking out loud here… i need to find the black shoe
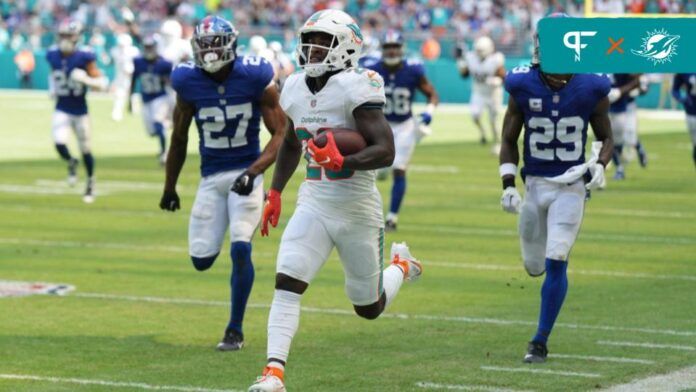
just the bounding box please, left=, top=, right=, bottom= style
left=523, top=341, right=548, bottom=363
left=638, top=148, right=648, bottom=168
left=480, top=137, right=488, bottom=145
left=67, top=158, right=79, bottom=186
left=216, top=329, right=244, bottom=351
left=385, top=219, right=397, bottom=232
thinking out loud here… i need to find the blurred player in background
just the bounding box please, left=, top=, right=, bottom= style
left=159, top=19, right=192, bottom=64
left=47, top=18, right=109, bottom=203
left=268, top=41, right=294, bottom=90
left=499, top=13, right=613, bottom=363
left=608, top=73, right=649, bottom=180
left=110, top=33, right=139, bottom=122
left=130, top=36, right=173, bottom=165
left=363, top=29, right=439, bottom=232
left=249, top=11, right=422, bottom=392
left=160, top=16, right=286, bottom=352
left=671, top=73, right=696, bottom=168
left=458, top=36, right=505, bottom=153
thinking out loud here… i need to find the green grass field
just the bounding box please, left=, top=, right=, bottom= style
left=0, top=92, right=694, bottom=392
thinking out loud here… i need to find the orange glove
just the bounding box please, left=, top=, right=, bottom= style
left=261, top=189, right=281, bottom=237
left=307, top=132, right=345, bottom=172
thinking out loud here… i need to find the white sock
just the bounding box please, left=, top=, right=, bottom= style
left=267, top=289, right=302, bottom=364
left=382, top=265, right=405, bottom=308
left=386, top=212, right=398, bottom=222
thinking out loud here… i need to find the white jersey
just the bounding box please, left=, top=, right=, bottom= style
left=465, top=51, right=504, bottom=96
left=161, top=39, right=192, bottom=65
left=280, top=68, right=386, bottom=226
left=110, top=45, right=139, bottom=84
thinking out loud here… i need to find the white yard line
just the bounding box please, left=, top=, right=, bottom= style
left=426, top=261, right=696, bottom=282
left=598, top=340, right=695, bottom=351
left=549, top=354, right=655, bottom=364
left=415, top=381, right=533, bottom=391
left=35, top=179, right=177, bottom=191
left=408, top=165, right=460, bottom=174
left=480, top=366, right=601, bottom=378
left=0, top=374, right=243, bottom=392
left=600, top=365, right=696, bottom=391
left=66, top=292, right=696, bottom=337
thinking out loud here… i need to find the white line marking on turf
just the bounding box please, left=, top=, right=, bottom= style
left=426, top=261, right=696, bottom=282
left=600, top=364, right=696, bottom=391
left=0, top=237, right=188, bottom=253
left=480, top=366, right=601, bottom=378
left=598, top=340, right=695, bottom=351
left=67, top=292, right=696, bottom=337
left=415, top=381, right=533, bottom=391
left=0, top=374, right=243, bottom=392
left=36, top=179, right=178, bottom=191
left=409, top=165, right=460, bottom=174
left=548, top=354, right=655, bottom=364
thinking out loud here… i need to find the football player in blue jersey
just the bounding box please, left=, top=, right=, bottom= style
left=498, top=13, right=614, bottom=363
left=159, top=16, right=286, bottom=351
left=129, top=36, right=174, bottom=165
left=671, top=73, right=696, bottom=168
left=608, top=74, right=649, bottom=180
left=46, top=19, right=109, bottom=203
left=363, top=30, right=439, bottom=231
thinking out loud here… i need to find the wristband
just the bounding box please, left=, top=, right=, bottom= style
left=499, top=163, right=517, bottom=177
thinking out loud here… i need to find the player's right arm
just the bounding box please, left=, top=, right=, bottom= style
left=128, top=70, right=137, bottom=114
left=261, top=118, right=300, bottom=236
left=160, top=95, right=194, bottom=211
left=499, top=95, right=524, bottom=213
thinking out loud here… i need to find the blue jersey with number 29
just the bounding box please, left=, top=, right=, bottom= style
left=171, top=56, right=274, bottom=177
left=364, top=59, right=424, bottom=123
left=46, top=47, right=96, bottom=115
left=504, top=66, right=610, bottom=178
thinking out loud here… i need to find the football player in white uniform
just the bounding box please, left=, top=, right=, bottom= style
left=110, top=33, right=139, bottom=122
left=458, top=36, right=505, bottom=153
left=248, top=10, right=423, bottom=392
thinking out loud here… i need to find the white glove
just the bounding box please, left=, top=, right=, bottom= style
left=485, top=76, right=503, bottom=87
left=69, top=68, right=88, bottom=83
left=457, top=58, right=468, bottom=72
left=70, top=68, right=108, bottom=90
left=586, top=163, right=606, bottom=190
left=501, top=187, right=521, bottom=214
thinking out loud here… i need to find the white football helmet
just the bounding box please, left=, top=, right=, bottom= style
left=116, top=33, right=133, bottom=48
left=296, top=9, right=363, bottom=77
left=249, top=35, right=267, bottom=56
left=160, top=19, right=183, bottom=40
left=474, top=36, right=494, bottom=59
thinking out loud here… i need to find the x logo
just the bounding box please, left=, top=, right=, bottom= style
left=607, top=37, right=624, bottom=55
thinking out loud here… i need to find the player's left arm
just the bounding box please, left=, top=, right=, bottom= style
left=417, top=75, right=439, bottom=125
left=231, top=84, right=287, bottom=196
left=589, top=96, right=614, bottom=167
left=71, top=60, right=109, bottom=91
left=342, top=105, right=395, bottom=170
left=498, top=95, right=524, bottom=213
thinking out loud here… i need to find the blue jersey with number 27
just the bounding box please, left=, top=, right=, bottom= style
left=504, top=66, right=610, bottom=178
left=171, top=56, right=274, bottom=177
left=364, top=59, right=424, bottom=123
left=46, top=47, right=96, bottom=115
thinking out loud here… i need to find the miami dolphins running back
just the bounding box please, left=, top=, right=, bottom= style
left=248, top=10, right=422, bottom=392
left=671, top=73, right=696, bottom=168
left=159, top=16, right=286, bottom=351
left=362, top=29, right=439, bottom=231
left=498, top=13, right=614, bottom=363
left=46, top=18, right=109, bottom=203
left=130, top=36, right=174, bottom=165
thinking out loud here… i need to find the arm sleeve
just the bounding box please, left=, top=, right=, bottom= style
left=596, top=75, right=611, bottom=99
left=672, top=74, right=683, bottom=100
left=503, top=71, right=517, bottom=95
left=170, top=66, right=190, bottom=103
left=346, top=71, right=386, bottom=114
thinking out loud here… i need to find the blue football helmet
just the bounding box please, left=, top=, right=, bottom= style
left=532, top=12, right=569, bottom=65
left=192, top=16, right=239, bottom=73
left=57, top=18, right=82, bottom=53
left=381, top=29, right=404, bottom=66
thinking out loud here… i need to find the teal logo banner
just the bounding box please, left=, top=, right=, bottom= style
left=538, top=18, right=696, bottom=73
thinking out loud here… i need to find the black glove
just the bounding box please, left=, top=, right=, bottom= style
left=230, top=170, right=257, bottom=196
left=160, top=190, right=180, bottom=211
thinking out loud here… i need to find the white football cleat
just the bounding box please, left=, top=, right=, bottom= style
left=82, top=177, right=95, bottom=204
left=390, top=242, right=422, bottom=282
left=248, top=366, right=286, bottom=392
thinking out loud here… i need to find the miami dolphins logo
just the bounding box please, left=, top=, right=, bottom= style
left=632, top=29, right=680, bottom=65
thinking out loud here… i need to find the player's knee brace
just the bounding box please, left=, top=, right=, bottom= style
left=190, top=253, right=218, bottom=271
left=275, top=273, right=308, bottom=294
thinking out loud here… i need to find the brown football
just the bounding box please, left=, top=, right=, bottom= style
left=313, top=128, right=367, bottom=155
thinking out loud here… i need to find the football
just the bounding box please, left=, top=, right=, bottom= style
left=313, top=128, right=367, bottom=156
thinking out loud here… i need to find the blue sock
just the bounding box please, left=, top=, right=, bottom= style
left=82, top=153, right=94, bottom=178
left=532, top=258, right=568, bottom=344
left=228, top=241, right=255, bottom=334
left=612, top=144, right=623, bottom=168
left=55, top=144, right=72, bottom=161
left=390, top=174, right=407, bottom=214
left=153, top=122, right=166, bottom=154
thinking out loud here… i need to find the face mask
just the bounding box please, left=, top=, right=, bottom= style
left=59, top=39, right=74, bottom=53
left=383, top=56, right=401, bottom=66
